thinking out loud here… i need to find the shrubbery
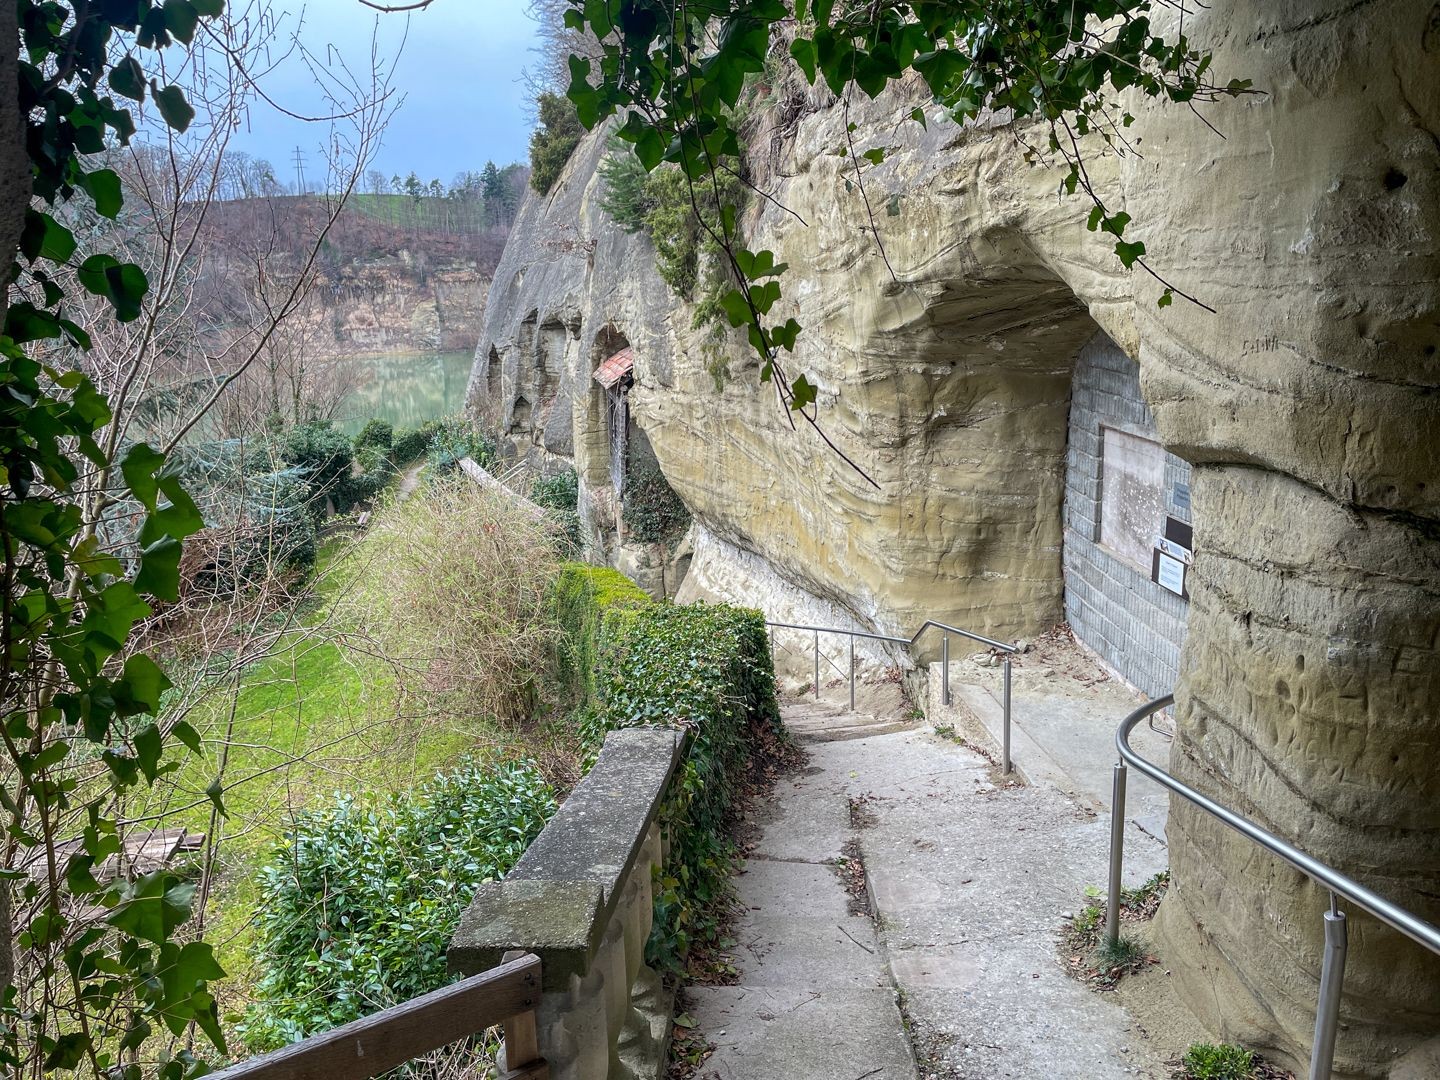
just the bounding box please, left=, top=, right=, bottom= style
left=174, top=439, right=319, bottom=592
left=593, top=602, right=780, bottom=968
left=353, top=418, right=393, bottom=455
left=340, top=479, right=565, bottom=723
left=426, top=417, right=496, bottom=478
left=552, top=563, right=650, bottom=703
left=532, top=468, right=580, bottom=553
left=282, top=419, right=393, bottom=519
left=390, top=419, right=443, bottom=464
left=598, top=143, right=746, bottom=331
left=241, top=759, right=556, bottom=1050
left=531, top=468, right=578, bottom=514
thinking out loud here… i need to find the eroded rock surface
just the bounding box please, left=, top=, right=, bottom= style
left=468, top=1, right=1440, bottom=1072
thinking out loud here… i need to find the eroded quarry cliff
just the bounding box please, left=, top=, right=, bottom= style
left=465, top=2, right=1440, bottom=1075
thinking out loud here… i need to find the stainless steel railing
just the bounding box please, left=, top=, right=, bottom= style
left=764, top=618, right=1017, bottom=773
left=1106, top=695, right=1440, bottom=1080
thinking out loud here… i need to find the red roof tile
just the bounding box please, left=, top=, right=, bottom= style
left=593, top=347, right=634, bottom=389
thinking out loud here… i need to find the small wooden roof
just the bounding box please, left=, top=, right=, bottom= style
left=593, top=347, right=634, bottom=389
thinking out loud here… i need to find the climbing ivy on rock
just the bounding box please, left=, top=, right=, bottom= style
left=563, top=0, right=1252, bottom=476
left=2, top=3, right=229, bottom=1076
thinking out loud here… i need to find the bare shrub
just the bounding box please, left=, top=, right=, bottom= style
left=341, top=479, right=565, bottom=724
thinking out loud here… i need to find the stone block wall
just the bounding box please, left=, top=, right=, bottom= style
left=1063, top=332, right=1191, bottom=699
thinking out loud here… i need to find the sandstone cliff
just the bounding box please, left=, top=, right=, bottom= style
left=467, top=2, right=1440, bottom=1073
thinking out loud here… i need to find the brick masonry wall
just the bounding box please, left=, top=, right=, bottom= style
left=1064, top=333, right=1191, bottom=698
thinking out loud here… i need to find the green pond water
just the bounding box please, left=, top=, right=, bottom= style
left=334, top=350, right=474, bottom=436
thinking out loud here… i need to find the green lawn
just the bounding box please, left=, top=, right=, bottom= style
left=145, top=531, right=498, bottom=995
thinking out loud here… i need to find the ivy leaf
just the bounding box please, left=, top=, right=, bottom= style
left=136, top=535, right=182, bottom=600
left=151, top=84, right=195, bottom=133
left=77, top=254, right=149, bottom=322
left=1114, top=240, right=1146, bottom=267
left=790, top=374, right=817, bottom=411
left=1101, top=211, right=1131, bottom=237
left=750, top=280, right=782, bottom=315
left=121, top=442, right=167, bottom=511
left=770, top=318, right=802, bottom=351
left=20, top=211, right=77, bottom=263
left=80, top=169, right=124, bottom=219
left=733, top=249, right=786, bottom=281
left=162, top=0, right=200, bottom=45
left=205, top=779, right=228, bottom=818
left=910, top=106, right=927, bottom=128
left=5, top=303, right=62, bottom=343
left=119, top=654, right=172, bottom=717
left=862, top=147, right=886, bottom=166
left=134, top=723, right=163, bottom=783
left=108, top=56, right=146, bottom=101
left=1157, top=289, right=1174, bottom=308
left=157, top=940, right=226, bottom=1010
left=171, top=720, right=203, bottom=755
left=633, top=126, right=665, bottom=172
left=1086, top=205, right=1105, bottom=232
left=719, top=288, right=751, bottom=328
left=43, top=1033, right=89, bottom=1071
left=107, top=872, right=195, bottom=946
left=789, top=37, right=817, bottom=83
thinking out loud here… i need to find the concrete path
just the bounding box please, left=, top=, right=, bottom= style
left=689, top=705, right=920, bottom=1080
left=692, top=692, right=1172, bottom=1080
left=928, top=629, right=1175, bottom=859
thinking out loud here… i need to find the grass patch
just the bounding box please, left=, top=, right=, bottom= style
left=1060, top=871, right=1169, bottom=989
left=1179, top=1043, right=1258, bottom=1080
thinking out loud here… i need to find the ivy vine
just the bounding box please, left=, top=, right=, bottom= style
left=4, top=3, right=228, bottom=1076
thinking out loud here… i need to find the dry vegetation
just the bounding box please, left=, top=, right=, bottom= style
left=339, top=479, right=568, bottom=725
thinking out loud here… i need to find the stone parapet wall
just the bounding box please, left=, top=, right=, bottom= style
left=448, top=729, right=682, bottom=1080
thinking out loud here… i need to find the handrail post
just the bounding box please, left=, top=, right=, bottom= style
left=1105, top=760, right=1127, bottom=949
left=814, top=629, right=820, bottom=699
left=848, top=634, right=856, bottom=711
left=498, top=950, right=548, bottom=1080
left=1001, top=657, right=1013, bottom=775
left=1309, top=897, right=1348, bottom=1080
left=942, top=633, right=951, bottom=706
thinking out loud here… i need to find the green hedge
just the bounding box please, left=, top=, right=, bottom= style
left=552, top=564, right=651, bottom=702
left=596, top=602, right=780, bottom=968
left=390, top=419, right=443, bottom=464
left=240, top=759, right=555, bottom=1050
left=554, top=563, right=781, bottom=971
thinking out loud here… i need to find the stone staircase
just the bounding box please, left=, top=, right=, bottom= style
left=780, top=690, right=918, bottom=743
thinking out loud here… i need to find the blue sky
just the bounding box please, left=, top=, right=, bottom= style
left=227, top=1, right=540, bottom=188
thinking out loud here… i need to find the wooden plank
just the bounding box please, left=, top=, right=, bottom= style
left=498, top=951, right=547, bottom=1078
left=208, top=954, right=543, bottom=1080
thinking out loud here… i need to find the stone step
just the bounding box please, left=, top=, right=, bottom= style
left=781, top=697, right=917, bottom=743
left=791, top=719, right=916, bottom=743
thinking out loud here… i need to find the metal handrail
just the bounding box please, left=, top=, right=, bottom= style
left=764, top=616, right=1017, bottom=773
left=1106, top=695, right=1440, bottom=1080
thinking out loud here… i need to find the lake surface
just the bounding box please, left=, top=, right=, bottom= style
left=334, top=350, right=475, bottom=435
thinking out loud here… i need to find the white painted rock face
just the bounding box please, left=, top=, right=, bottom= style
left=468, top=2, right=1440, bottom=1072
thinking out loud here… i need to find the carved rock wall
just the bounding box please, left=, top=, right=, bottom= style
left=468, top=2, right=1440, bottom=1072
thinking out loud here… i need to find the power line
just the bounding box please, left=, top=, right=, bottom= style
left=292, top=146, right=307, bottom=196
